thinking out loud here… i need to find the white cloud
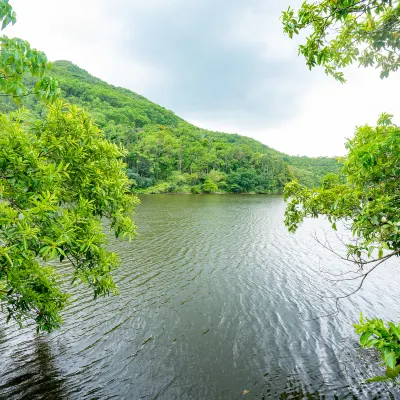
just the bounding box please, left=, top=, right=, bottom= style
left=7, top=0, right=170, bottom=94
left=186, top=66, right=400, bottom=157
left=226, top=4, right=297, bottom=60
left=5, top=0, right=400, bottom=157
left=263, top=67, right=400, bottom=156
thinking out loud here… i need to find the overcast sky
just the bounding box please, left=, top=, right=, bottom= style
left=7, top=0, right=400, bottom=156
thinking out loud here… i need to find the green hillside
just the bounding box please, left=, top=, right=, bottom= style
left=0, top=60, right=341, bottom=193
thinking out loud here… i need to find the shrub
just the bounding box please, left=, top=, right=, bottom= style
left=191, top=185, right=202, bottom=194
left=202, top=179, right=218, bottom=193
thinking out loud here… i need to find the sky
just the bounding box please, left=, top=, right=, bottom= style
left=7, top=0, right=400, bottom=156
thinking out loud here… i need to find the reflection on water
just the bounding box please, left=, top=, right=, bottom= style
left=0, top=195, right=399, bottom=399
left=0, top=337, right=66, bottom=399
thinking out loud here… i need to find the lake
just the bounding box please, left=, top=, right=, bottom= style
left=1, top=195, right=400, bottom=399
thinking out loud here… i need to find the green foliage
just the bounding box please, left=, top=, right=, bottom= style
left=0, top=60, right=340, bottom=195
left=207, top=169, right=227, bottom=184
left=282, top=1, right=400, bottom=383
left=286, top=156, right=342, bottom=187
left=284, top=114, right=400, bottom=262
left=354, top=314, right=400, bottom=382
left=285, top=116, right=400, bottom=383
left=282, top=0, right=400, bottom=82
left=140, top=181, right=177, bottom=194
left=190, top=185, right=202, bottom=194
left=0, top=102, right=137, bottom=332
left=202, top=179, right=218, bottom=193
left=227, top=168, right=262, bottom=193
left=0, top=0, right=137, bottom=333
left=0, top=0, right=59, bottom=103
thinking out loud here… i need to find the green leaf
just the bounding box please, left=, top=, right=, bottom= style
left=368, top=246, right=374, bottom=257
left=388, top=322, right=400, bottom=341
left=365, top=338, right=380, bottom=348
left=385, top=352, right=397, bottom=370
left=365, top=375, right=390, bottom=383
left=386, top=366, right=400, bottom=380
left=360, top=331, right=373, bottom=346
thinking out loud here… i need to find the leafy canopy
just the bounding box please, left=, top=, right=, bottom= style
left=284, top=113, right=400, bottom=262
left=287, top=115, right=400, bottom=381
left=0, top=102, right=137, bottom=332
left=202, top=179, right=218, bottom=193
left=282, top=0, right=400, bottom=82
left=0, top=1, right=137, bottom=332
left=282, top=0, right=400, bottom=382
left=0, top=0, right=59, bottom=103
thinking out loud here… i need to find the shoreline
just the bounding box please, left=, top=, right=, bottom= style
left=134, top=192, right=284, bottom=196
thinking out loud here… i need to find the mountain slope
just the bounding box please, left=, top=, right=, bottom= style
left=0, top=60, right=341, bottom=193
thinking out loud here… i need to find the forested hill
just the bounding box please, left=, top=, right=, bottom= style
left=0, top=60, right=341, bottom=193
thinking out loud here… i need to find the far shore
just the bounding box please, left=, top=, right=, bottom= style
left=134, top=192, right=284, bottom=196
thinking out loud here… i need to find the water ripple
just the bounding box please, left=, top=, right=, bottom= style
left=1, top=194, right=400, bottom=399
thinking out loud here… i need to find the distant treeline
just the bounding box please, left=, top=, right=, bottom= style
left=0, top=60, right=341, bottom=194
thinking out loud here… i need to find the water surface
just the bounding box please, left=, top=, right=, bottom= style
left=1, top=195, right=399, bottom=399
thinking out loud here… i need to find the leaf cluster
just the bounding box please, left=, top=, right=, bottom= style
left=0, top=0, right=59, bottom=103
left=282, top=0, right=400, bottom=81
left=355, top=313, right=400, bottom=381
left=0, top=101, right=138, bottom=332
left=284, top=113, right=400, bottom=261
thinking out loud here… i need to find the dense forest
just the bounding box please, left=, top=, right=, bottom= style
left=0, top=61, right=341, bottom=194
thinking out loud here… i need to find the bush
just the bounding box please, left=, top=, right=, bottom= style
left=126, top=170, right=154, bottom=189
left=218, top=181, right=228, bottom=191
left=202, top=179, right=218, bottom=193
left=169, top=171, right=187, bottom=185
left=191, top=185, right=202, bottom=194
left=207, top=169, right=227, bottom=183
left=229, top=183, right=241, bottom=193
left=142, top=182, right=174, bottom=194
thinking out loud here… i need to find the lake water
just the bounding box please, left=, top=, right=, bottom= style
left=1, top=195, right=400, bottom=399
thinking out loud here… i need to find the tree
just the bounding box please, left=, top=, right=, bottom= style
left=5, top=59, right=340, bottom=195
left=0, top=1, right=59, bottom=102
left=282, top=0, right=400, bottom=381
left=1, top=102, right=137, bottom=332
left=282, top=0, right=400, bottom=82
left=284, top=114, right=399, bottom=270
left=0, top=1, right=137, bottom=332
left=227, top=168, right=260, bottom=193
left=202, top=179, right=218, bottom=193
